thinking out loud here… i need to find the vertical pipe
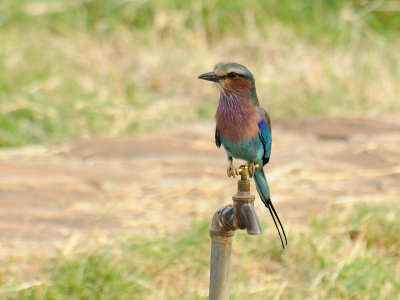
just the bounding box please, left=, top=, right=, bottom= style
left=209, top=232, right=234, bottom=300
left=208, top=165, right=262, bottom=299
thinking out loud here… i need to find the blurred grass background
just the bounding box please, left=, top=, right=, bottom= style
left=1, top=1, right=400, bottom=299
left=3, top=203, right=400, bottom=299
left=1, top=0, right=399, bottom=147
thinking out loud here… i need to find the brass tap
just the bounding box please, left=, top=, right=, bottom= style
left=237, top=163, right=259, bottom=193
left=210, top=163, right=262, bottom=236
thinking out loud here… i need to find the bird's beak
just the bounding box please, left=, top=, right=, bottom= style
left=198, top=72, right=220, bottom=82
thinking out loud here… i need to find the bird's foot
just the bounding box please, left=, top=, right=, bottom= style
left=248, top=161, right=256, bottom=178
left=227, top=162, right=239, bottom=178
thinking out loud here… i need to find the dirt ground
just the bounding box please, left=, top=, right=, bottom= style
left=1, top=115, right=400, bottom=272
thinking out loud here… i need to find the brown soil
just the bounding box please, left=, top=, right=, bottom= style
left=1, top=115, right=400, bottom=268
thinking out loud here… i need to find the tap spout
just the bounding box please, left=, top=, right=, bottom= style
left=240, top=203, right=262, bottom=235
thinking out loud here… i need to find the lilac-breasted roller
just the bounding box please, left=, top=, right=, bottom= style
left=198, top=62, right=287, bottom=248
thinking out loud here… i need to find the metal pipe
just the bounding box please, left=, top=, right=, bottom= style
left=209, top=164, right=262, bottom=300
left=209, top=205, right=235, bottom=300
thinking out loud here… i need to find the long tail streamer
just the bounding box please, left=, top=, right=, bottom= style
left=254, top=167, right=287, bottom=248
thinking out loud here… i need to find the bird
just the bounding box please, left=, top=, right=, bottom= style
left=198, top=62, right=287, bottom=248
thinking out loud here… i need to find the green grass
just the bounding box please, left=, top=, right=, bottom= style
left=0, top=0, right=399, bottom=147
left=1, top=202, right=399, bottom=299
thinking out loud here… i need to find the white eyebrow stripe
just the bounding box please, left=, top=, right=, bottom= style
left=225, top=67, right=246, bottom=75
left=213, top=66, right=247, bottom=77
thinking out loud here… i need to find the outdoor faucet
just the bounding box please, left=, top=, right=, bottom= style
left=211, top=164, right=262, bottom=236
left=209, top=164, right=262, bottom=300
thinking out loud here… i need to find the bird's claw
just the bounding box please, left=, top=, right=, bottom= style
left=227, top=163, right=239, bottom=178
left=248, top=161, right=256, bottom=178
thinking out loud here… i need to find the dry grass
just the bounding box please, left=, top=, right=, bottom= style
left=1, top=200, right=399, bottom=299
left=0, top=0, right=399, bottom=146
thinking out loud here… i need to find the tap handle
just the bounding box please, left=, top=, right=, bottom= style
left=238, top=164, right=260, bottom=180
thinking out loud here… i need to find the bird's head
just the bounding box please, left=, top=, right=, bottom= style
left=198, top=62, right=258, bottom=103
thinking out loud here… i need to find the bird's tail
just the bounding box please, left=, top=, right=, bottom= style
left=254, top=166, right=287, bottom=248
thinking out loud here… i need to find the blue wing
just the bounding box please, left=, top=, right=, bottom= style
left=258, top=108, right=272, bottom=165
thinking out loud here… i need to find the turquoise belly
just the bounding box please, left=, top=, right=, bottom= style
left=219, top=135, right=263, bottom=163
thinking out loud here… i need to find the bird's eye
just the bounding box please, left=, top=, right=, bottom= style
left=227, top=72, right=237, bottom=79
